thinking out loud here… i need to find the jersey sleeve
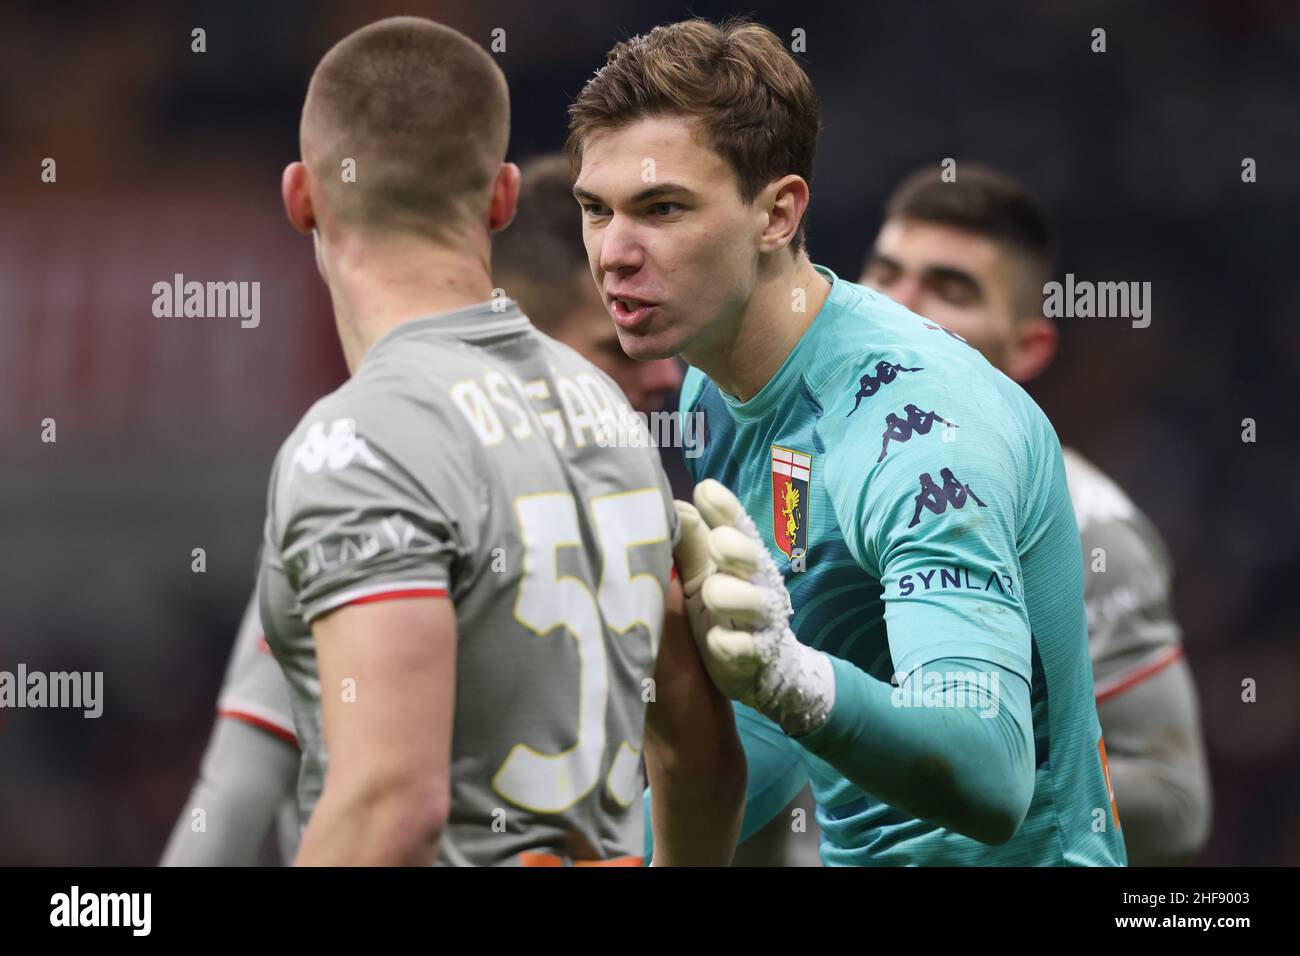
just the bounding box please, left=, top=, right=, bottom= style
left=215, top=584, right=297, bottom=745
left=1080, top=514, right=1182, bottom=694
left=826, top=360, right=1036, bottom=683
left=266, top=387, right=483, bottom=625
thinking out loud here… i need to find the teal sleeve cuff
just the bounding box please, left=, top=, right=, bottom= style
left=794, top=654, right=1036, bottom=843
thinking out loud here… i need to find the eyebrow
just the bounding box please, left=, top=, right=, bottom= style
left=573, top=182, right=697, bottom=206
left=868, top=253, right=982, bottom=293
left=922, top=265, right=982, bottom=295
left=865, top=251, right=900, bottom=272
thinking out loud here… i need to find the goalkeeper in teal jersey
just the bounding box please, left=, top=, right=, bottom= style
left=567, top=17, right=1125, bottom=865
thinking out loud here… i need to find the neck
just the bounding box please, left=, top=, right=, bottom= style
left=683, top=252, right=831, bottom=402
left=319, top=227, right=496, bottom=374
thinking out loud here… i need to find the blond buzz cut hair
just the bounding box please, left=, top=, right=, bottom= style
left=566, top=17, right=820, bottom=254
left=300, top=16, right=510, bottom=241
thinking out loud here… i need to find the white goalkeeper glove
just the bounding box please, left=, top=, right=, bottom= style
left=673, top=479, right=836, bottom=736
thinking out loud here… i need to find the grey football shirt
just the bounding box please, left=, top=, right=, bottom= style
left=217, top=585, right=297, bottom=745
left=1063, top=447, right=1183, bottom=695
left=259, top=299, right=678, bottom=866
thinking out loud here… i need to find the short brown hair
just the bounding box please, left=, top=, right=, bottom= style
left=301, top=17, right=509, bottom=240
left=492, top=154, right=588, bottom=333
left=882, top=163, right=1057, bottom=311
left=566, top=18, right=820, bottom=254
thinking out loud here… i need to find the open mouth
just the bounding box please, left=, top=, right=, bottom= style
left=610, top=296, right=658, bottom=330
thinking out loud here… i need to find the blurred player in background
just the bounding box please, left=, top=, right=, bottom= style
left=169, top=17, right=744, bottom=867
left=571, top=17, right=1125, bottom=865
left=860, top=163, right=1212, bottom=864
left=160, top=585, right=298, bottom=865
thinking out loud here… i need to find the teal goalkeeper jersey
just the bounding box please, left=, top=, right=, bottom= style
left=679, top=266, right=1126, bottom=866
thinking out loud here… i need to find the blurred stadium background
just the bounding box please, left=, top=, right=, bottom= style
left=1, top=0, right=1297, bottom=864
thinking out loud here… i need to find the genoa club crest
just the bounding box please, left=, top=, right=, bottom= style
left=771, top=445, right=811, bottom=561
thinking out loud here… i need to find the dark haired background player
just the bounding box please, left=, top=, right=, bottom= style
left=860, top=163, right=1212, bottom=865
left=571, top=17, right=1125, bottom=865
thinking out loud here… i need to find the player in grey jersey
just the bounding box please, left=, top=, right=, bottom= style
left=161, top=160, right=703, bottom=866
left=259, top=17, right=741, bottom=866
left=861, top=163, right=1211, bottom=864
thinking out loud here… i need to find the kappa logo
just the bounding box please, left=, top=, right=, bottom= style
left=847, top=361, right=924, bottom=416
left=878, top=404, right=957, bottom=462
left=292, top=418, right=385, bottom=474
left=908, top=467, right=986, bottom=528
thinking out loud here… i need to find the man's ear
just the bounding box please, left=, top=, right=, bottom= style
left=488, top=162, right=521, bottom=235
left=757, top=174, right=811, bottom=253
left=282, top=161, right=317, bottom=235
left=1005, top=315, right=1058, bottom=383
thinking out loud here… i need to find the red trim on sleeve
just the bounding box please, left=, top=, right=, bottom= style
left=1094, top=646, right=1184, bottom=704
left=670, top=564, right=679, bottom=583
left=346, top=587, right=449, bottom=608
left=218, top=709, right=300, bottom=749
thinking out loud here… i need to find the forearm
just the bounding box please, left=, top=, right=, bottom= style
left=643, top=570, right=746, bottom=866
left=1106, top=751, right=1208, bottom=865
left=295, top=778, right=445, bottom=866
left=644, top=694, right=745, bottom=866
left=643, top=701, right=810, bottom=862
left=160, top=717, right=299, bottom=866
left=795, top=655, right=1035, bottom=845
left=301, top=598, right=456, bottom=866
left=1097, top=657, right=1212, bottom=865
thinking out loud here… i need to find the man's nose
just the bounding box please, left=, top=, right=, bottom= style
left=599, top=215, right=644, bottom=275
